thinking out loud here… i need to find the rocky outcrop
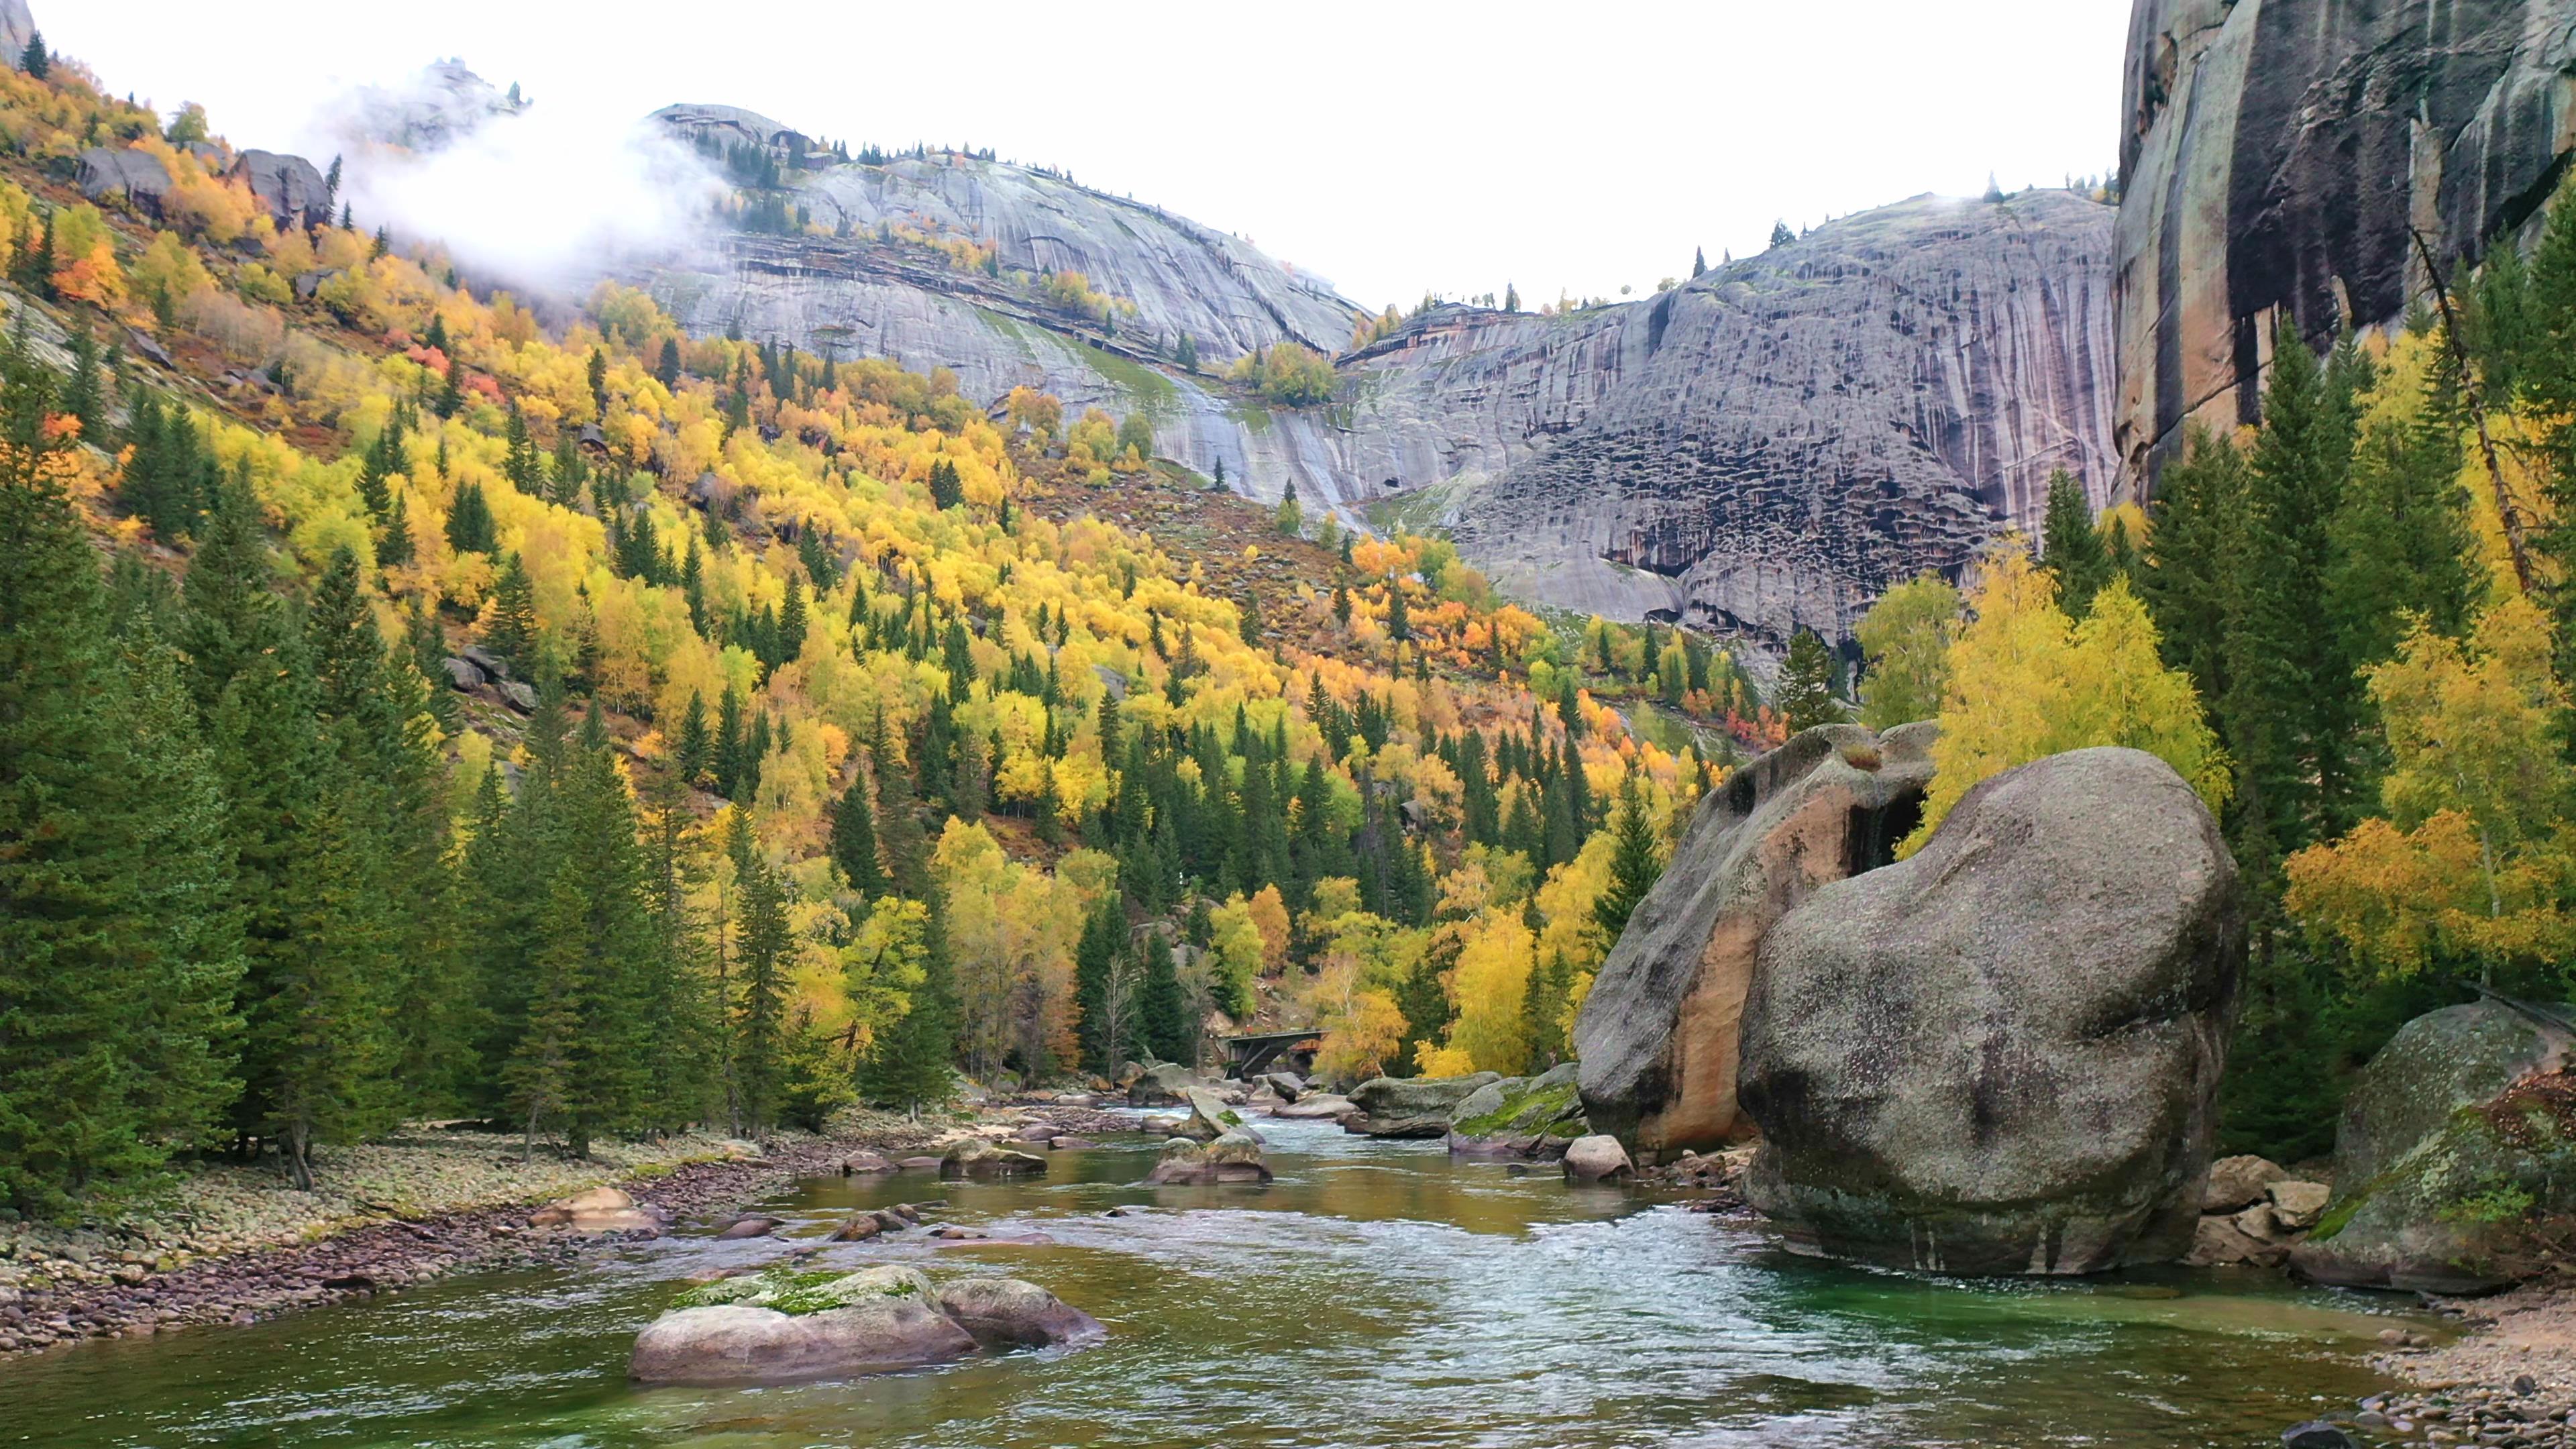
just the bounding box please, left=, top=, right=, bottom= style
left=2292, top=1000, right=2576, bottom=1294
left=1445, top=1063, right=1589, bottom=1159
left=77, top=148, right=174, bottom=219
left=1739, top=747, right=2243, bottom=1275
left=1574, top=722, right=1937, bottom=1163
left=627, top=109, right=2114, bottom=651
left=630, top=1264, right=1098, bottom=1384
left=1126, top=1062, right=1199, bottom=1107
left=231, top=150, right=330, bottom=229
left=940, top=1138, right=1046, bottom=1179
left=1344, top=1072, right=1502, bottom=1138
left=0, top=1, right=32, bottom=70
left=2114, top=0, right=2576, bottom=481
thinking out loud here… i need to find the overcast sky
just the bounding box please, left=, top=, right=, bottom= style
left=50, top=1, right=2134, bottom=309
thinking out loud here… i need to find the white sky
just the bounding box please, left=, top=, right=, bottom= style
left=50, top=0, right=2135, bottom=311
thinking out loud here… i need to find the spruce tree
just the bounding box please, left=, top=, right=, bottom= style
left=1593, top=777, right=1665, bottom=945
left=1073, top=898, right=1125, bottom=1074
left=859, top=894, right=957, bottom=1113
left=1775, top=629, right=1843, bottom=733
left=727, top=811, right=792, bottom=1136
left=1135, top=929, right=1191, bottom=1065
left=484, top=552, right=539, bottom=676
left=830, top=767, right=890, bottom=899
left=2039, top=468, right=2109, bottom=618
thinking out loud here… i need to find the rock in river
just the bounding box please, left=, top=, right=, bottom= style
left=1575, top=724, right=1936, bottom=1163
left=1146, top=1130, right=1273, bottom=1185
left=1562, top=1135, right=1635, bottom=1185
left=631, top=1265, right=979, bottom=1384
left=1446, top=1063, right=1589, bottom=1159
left=1345, top=1072, right=1501, bottom=1138
left=942, top=1138, right=1049, bottom=1180
left=528, top=1186, right=659, bottom=1234
left=936, top=1277, right=1106, bottom=1348
left=1739, top=747, right=2243, bottom=1275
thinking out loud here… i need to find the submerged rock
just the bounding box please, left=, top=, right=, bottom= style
left=528, top=1186, right=659, bottom=1234
left=1739, top=747, right=2242, bottom=1275
left=715, top=1214, right=784, bottom=1240
left=934, top=1277, right=1105, bottom=1348
left=1345, top=1073, right=1501, bottom=1138
left=941, top=1138, right=1049, bottom=1180
left=1575, top=724, right=1936, bottom=1162
left=2292, top=1000, right=2576, bottom=1294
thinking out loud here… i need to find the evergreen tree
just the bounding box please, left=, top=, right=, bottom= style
left=830, top=766, right=890, bottom=899
left=1135, top=930, right=1191, bottom=1064
left=19, top=32, right=46, bottom=80
left=1775, top=629, right=1843, bottom=733
left=484, top=552, right=539, bottom=676
left=727, top=810, right=792, bottom=1136
left=2039, top=468, right=2109, bottom=618
left=1593, top=777, right=1665, bottom=945
left=859, top=894, right=957, bottom=1113
left=655, top=337, right=682, bottom=390
left=677, top=690, right=711, bottom=784
left=445, top=480, right=496, bottom=554
left=1073, top=898, right=1125, bottom=1073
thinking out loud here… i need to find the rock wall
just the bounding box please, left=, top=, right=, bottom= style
left=2114, top=0, right=2576, bottom=482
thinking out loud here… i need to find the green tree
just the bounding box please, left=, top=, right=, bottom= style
left=1073, top=897, right=1126, bottom=1074
left=1855, top=574, right=1960, bottom=729
left=1135, top=929, right=1191, bottom=1064
left=2039, top=469, right=2109, bottom=619
left=830, top=765, right=890, bottom=900
left=1775, top=629, right=1843, bottom=733
left=1592, top=777, right=1664, bottom=945
left=858, top=894, right=956, bottom=1114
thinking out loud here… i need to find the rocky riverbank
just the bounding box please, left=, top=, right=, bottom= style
left=0, top=1114, right=956, bottom=1358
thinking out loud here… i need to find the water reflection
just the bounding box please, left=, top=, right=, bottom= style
left=0, top=1116, right=2426, bottom=1449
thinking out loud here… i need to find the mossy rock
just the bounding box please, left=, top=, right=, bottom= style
left=2293, top=1002, right=2576, bottom=1294
left=675, top=1264, right=936, bottom=1316
left=1451, top=1063, right=1587, bottom=1140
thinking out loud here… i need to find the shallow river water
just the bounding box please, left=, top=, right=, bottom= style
left=0, top=1116, right=2432, bottom=1448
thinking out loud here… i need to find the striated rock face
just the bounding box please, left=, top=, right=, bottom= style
left=629, top=115, right=2116, bottom=648
left=1739, top=747, right=2243, bottom=1276
left=1574, top=722, right=1937, bottom=1163
left=0, top=1, right=30, bottom=69
left=2114, top=0, right=2576, bottom=482
left=1426, top=193, right=2118, bottom=647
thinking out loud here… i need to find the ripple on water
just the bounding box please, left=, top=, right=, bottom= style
left=0, top=1120, right=2430, bottom=1449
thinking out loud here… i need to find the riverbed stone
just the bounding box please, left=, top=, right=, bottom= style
left=2203, top=1155, right=2288, bottom=1212
left=941, top=1138, right=1049, bottom=1180
left=1273, top=1093, right=1356, bottom=1122
left=1260, top=1072, right=1305, bottom=1102
left=715, top=1214, right=784, bottom=1240
left=1447, top=1063, right=1589, bottom=1159
left=629, top=1297, right=975, bottom=1384
left=2292, top=1000, right=2576, bottom=1294
left=1146, top=1131, right=1273, bottom=1185
left=1177, top=1087, right=1256, bottom=1142
left=2267, top=1180, right=2331, bottom=1231
left=1575, top=724, right=1937, bottom=1163
left=1739, top=747, right=2243, bottom=1275
left=529, top=1187, right=659, bottom=1234
left=1562, top=1134, right=1635, bottom=1184
left=934, top=1277, right=1106, bottom=1348
left=1346, top=1073, right=1501, bottom=1138
left=1127, top=1063, right=1199, bottom=1106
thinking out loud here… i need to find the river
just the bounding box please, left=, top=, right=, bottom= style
left=0, top=1116, right=2428, bottom=1448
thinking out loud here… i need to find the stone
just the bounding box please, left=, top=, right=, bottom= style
left=1178, top=1086, right=1254, bottom=1143
left=229, top=150, right=331, bottom=229
left=2267, top=1181, right=2331, bottom=1232
left=1048, top=1136, right=1097, bottom=1150
left=2281, top=1424, right=2361, bottom=1449
left=828, top=1217, right=881, bottom=1243
left=2203, top=1155, right=2289, bottom=1213
left=1126, top=1062, right=1199, bottom=1107
left=934, top=1277, right=1106, bottom=1348
left=2115, top=0, right=2576, bottom=484
left=1576, top=724, right=1937, bottom=1161
left=460, top=645, right=511, bottom=680
left=842, top=1151, right=896, bottom=1174
left=1562, top=1135, right=1634, bottom=1185
left=941, top=1138, right=1047, bottom=1180
left=1146, top=1130, right=1273, bottom=1185
left=439, top=657, right=484, bottom=691
left=77, top=148, right=174, bottom=217
left=715, top=1215, right=783, bottom=1240
left=1446, top=1063, right=1589, bottom=1160
left=896, top=1156, right=941, bottom=1171
left=497, top=680, right=539, bottom=714
left=529, top=1186, right=659, bottom=1234
left=628, top=1299, right=974, bottom=1385
left=1013, top=1122, right=1058, bottom=1142
left=1345, top=1072, right=1501, bottom=1138
left=1272, top=1093, right=1357, bottom=1122
left=2292, top=1001, right=2576, bottom=1294
left=1259, top=1072, right=1305, bottom=1102
left=1739, top=747, right=2243, bottom=1275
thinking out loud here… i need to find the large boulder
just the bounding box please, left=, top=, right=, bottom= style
left=1574, top=724, right=1937, bottom=1163
left=1272, top=1093, right=1356, bottom=1122
left=1739, top=747, right=2243, bottom=1275
left=2292, top=1001, right=2576, bottom=1294
left=934, top=1277, right=1106, bottom=1348
left=1177, top=1086, right=1254, bottom=1142
left=1446, top=1063, right=1589, bottom=1159
left=230, top=150, right=331, bottom=228
left=1126, top=1062, right=1199, bottom=1106
left=1344, top=1072, right=1501, bottom=1138
left=629, top=1265, right=973, bottom=1384
left=76, top=147, right=174, bottom=218
left=1562, top=1134, right=1635, bottom=1185
left=1146, top=1130, right=1273, bottom=1185
left=941, top=1137, right=1048, bottom=1180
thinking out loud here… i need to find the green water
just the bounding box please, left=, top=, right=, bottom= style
left=0, top=1118, right=2428, bottom=1448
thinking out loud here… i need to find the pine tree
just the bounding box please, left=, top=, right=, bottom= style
left=445, top=480, right=496, bottom=555
left=1593, top=777, right=1665, bottom=945
left=1135, top=930, right=1191, bottom=1065
left=1073, top=898, right=1125, bottom=1074
left=19, top=32, right=46, bottom=80
left=727, top=811, right=792, bottom=1136
left=859, top=894, right=957, bottom=1114
left=1775, top=629, right=1843, bottom=733
left=484, top=552, right=539, bottom=676
left=677, top=690, right=711, bottom=784
left=2039, top=469, right=2110, bottom=619
left=655, top=337, right=682, bottom=390
left=830, top=766, right=890, bottom=899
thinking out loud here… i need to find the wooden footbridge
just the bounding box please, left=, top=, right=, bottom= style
left=1221, top=1029, right=1322, bottom=1080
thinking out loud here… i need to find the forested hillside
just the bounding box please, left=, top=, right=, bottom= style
left=0, top=44, right=1752, bottom=1214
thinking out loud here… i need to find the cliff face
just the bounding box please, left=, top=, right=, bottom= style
left=635, top=110, right=2117, bottom=647
left=1422, top=193, right=2118, bottom=647
left=2115, top=0, right=2576, bottom=479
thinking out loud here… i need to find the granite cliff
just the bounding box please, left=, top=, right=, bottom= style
left=636, top=113, right=2118, bottom=648
left=2115, top=0, right=2576, bottom=481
